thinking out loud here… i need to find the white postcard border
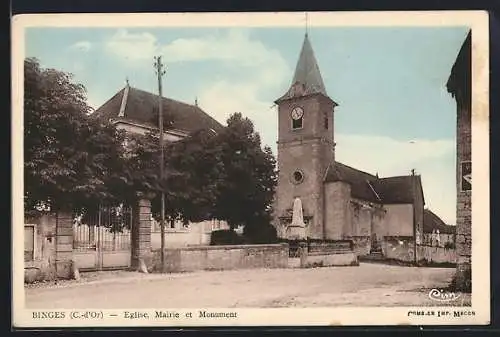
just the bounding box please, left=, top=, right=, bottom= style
left=11, top=10, right=490, bottom=327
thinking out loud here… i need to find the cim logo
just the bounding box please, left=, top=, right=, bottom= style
left=428, top=288, right=461, bottom=302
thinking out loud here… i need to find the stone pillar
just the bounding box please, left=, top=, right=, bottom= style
left=55, top=211, right=74, bottom=279
left=447, top=31, right=471, bottom=292
left=131, top=193, right=153, bottom=272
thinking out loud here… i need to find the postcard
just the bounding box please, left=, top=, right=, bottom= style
left=12, top=10, right=490, bottom=327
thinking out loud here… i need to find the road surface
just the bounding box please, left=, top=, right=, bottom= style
left=25, top=263, right=470, bottom=308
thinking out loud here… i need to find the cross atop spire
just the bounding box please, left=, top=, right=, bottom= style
left=275, top=33, right=330, bottom=103
left=305, top=12, right=309, bottom=36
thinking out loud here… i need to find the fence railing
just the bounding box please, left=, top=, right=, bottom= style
left=73, top=204, right=132, bottom=252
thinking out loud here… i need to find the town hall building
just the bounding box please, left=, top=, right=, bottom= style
left=273, top=33, right=426, bottom=260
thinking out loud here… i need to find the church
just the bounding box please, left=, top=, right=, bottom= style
left=273, top=33, right=426, bottom=259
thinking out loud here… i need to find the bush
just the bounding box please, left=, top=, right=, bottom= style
left=243, top=223, right=278, bottom=244
left=210, top=229, right=244, bottom=246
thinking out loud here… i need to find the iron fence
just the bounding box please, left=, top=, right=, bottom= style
left=73, top=204, right=132, bottom=252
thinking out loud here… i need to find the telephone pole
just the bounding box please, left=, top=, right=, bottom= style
left=154, top=55, right=166, bottom=272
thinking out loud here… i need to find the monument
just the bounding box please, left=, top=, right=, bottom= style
left=286, top=198, right=307, bottom=240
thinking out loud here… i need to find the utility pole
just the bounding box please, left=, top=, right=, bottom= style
left=154, top=55, right=166, bottom=272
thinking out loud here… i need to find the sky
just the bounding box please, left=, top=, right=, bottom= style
left=25, top=25, right=470, bottom=225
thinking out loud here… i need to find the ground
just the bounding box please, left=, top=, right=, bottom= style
left=25, top=263, right=470, bottom=308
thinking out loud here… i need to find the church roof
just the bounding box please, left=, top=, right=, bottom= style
left=325, top=162, right=424, bottom=205
left=92, top=85, right=224, bottom=134
left=325, top=162, right=379, bottom=202
left=276, top=34, right=335, bottom=104
left=374, top=175, right=421, bottom=204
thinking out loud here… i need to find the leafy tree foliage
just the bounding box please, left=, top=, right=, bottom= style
left=214, top=113, right=278, bottom=234
left=24, top=58, right=126, bottom=214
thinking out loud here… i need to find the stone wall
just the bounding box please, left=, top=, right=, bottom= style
left=447, top=31, right=471, bottom=291
left=421, top=233, right=455, bottom=247
left=344, top=236, right=371, bottom=256
left=382, top=204, right=414, bottom=236
left=300, top=241, right=359, bottom=267
left=456, top=101, right=472, bottom=290
left=349, top=200, right=372, bottom=237
left=324, top=181, right=351, bottom=240
left=24, top=214, right=57, bottom=283
left=417, top=245, right=456, bottom=265
left=301, top=251, right=359, bottom=267
left=381, top=236, right=415, bottom=263
left=55, top=211, right=74, bottom=279
left=151, top=244, right=289, bottom=273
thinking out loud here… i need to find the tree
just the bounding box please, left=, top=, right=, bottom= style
left=24, top=58, right=127, bottom=215
left=213, top=113, right=278, bottom=235
left=130, top=128, right=223, bottom=225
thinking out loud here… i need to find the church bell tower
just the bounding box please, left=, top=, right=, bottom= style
left=274, top=33, right=338, bottom=240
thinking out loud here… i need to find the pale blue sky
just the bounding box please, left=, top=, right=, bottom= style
left=25, top=26, right=470, bottom=224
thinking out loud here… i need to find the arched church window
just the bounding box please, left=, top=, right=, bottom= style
left=291, top=106, right=304, bottom=130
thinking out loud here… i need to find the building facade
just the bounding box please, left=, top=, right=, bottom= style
left=446, top=31, right=472, bottom=291
left=273, top=33, right=426, bottom=261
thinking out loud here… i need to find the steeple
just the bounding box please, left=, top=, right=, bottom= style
left=276, top=33, right=331, bottom=103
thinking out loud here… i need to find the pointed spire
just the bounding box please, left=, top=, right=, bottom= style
left=292, top=34, right=327, bottom=96
left=275, top=32, right=331, bottom=103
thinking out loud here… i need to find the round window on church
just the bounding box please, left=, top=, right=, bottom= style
left=292, top=170, right=304, bottom=184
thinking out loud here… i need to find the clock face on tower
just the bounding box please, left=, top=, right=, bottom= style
left=290, top=106, right=304, bottom=120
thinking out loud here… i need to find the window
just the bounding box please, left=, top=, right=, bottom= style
left=324, top=115, right=329, bottom=129
left=290, top=107, right=304, bottom=130
left=24, top=224, right=36, bottom=262
left=292, top=170, right=304, bottom=184
left=292, top=117, right=303, bottom=129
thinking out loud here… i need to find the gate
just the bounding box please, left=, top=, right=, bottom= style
left=73, top=205, right=133, bottom=271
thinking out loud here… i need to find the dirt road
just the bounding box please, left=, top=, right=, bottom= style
left=25, top=263, right=470, bottom=308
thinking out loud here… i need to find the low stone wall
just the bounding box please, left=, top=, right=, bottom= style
left=298, top=241, right=359, bottom=268
left=344, top=236, right=371, bottom=256
left=151, top=243, right=289, bottom=273
left=302, top=251, right=359, bottom=267
left=381, top=236, right=415, bottom=263
left=417, top=245, right=456, bottom=265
